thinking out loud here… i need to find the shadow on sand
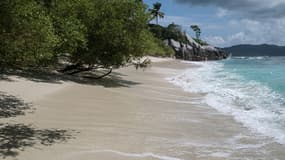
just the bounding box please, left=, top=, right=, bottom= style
left=0, top=92, right=33, bottom=118
left=1, top=68, right=141, bottom=88
left=0, top=67, right=140, bottom=157
left=0, top=74, right=13, bottom=82
left=0, top=92, right=76, bottom=158
left=0, top=123, right=75, bottom=158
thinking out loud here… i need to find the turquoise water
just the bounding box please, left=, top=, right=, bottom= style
left=170, top=57, right=285, bottom=145
left=224, top=57, right=285, bottom=97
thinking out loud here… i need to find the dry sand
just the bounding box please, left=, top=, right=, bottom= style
left=1, top=59, right=285, bottom=160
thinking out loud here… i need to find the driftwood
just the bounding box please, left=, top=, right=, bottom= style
left=133, top=58, right=151, bottom=70
left=58, top=64, right=113, bottom=79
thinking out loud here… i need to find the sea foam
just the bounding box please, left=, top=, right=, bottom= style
left=168, top=61, right=285, bottom=145
left=71, top=149, right=183, bottom=160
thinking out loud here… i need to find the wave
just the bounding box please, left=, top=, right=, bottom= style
left=96, top=150, right=182, bottom=160
left=233, top=56, right=269, bottom=60
left=168, top=61, right=285, bottom=145
left=68, top=149, right=183, bottom=160
left=233, top=56, right=247, bottom=59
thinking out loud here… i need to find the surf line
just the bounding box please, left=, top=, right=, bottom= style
left=91, top=149, right=183, bottom=160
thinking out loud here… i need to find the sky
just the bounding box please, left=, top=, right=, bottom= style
left=144, top=0, right=285, bottom=47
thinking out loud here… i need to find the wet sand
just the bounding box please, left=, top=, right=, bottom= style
left=1, top=60, right=285, bottom=160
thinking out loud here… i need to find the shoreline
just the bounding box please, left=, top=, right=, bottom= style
left=1, top=59, right=285, bottom=160
left=171, top=59, right=285, bottom=146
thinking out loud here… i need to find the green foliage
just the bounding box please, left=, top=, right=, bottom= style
left=148, top=23, right=187, bottom=43
left=150, top=23, right=208, bottom=46
left=37, top=0, right=88, bottom=57
left=191, top=25, right=208, bottom=45
left=0, top=0, right=157, bottom=70
left=148, top=24, right=166, bottom=39
left=145, top=36, right=174, bottom=57
left=0, top=0, right=59, bottom=67
left=76, top=0, right=151, bottom=68
left=0, top=0, right=214, bottom=70
left=167, top=23, right=187, bottom=44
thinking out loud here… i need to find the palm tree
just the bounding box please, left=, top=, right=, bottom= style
left=190, top=25, right=201, bottom=40
left=149, top=2, right=164, bottom=25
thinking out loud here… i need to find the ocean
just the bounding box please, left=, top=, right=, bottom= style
left=169, top=57, right=285, bottom=145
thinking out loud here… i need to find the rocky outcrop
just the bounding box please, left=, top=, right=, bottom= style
left=165, top=34, right=229, bottom=61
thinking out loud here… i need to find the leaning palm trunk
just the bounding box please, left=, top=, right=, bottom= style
left=156, top=16, right=158, bottom=25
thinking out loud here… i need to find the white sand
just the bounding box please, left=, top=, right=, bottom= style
left=1, top=60, right=285, bottom=160
left=0, top=75, right=71, bottom=102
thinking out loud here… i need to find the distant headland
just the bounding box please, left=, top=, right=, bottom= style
left=224, top=44, right=285, bottom=56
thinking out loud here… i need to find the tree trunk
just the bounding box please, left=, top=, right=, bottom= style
left=58, top=63, right=81, bottom=73
left=67, top=67, right=93, bottom=75
left=156, top=16, right=158, bottom=25
left=59, top=64, right=112, bottom=79
left=83, top=68, right=113, bottom=79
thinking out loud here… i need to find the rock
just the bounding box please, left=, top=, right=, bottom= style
left=185, top=34, right=200, bottom=48
left=201, top=45, right=218, bottom=52
left=170, top=39, right=181, bottom=52
left=166, top=34, right=229, bottom=61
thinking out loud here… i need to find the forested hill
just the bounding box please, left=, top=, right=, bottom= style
left=224, top=44, right=285, bottom=56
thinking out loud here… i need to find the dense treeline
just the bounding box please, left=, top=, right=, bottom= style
left=149, top=23, right=187, bottom=44
left=0, top=0, right=58, bottom=67
left=0, top=0, right=173, bottom=75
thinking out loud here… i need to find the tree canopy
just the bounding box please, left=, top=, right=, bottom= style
left=81, top=0, right=151, bottom=68
left=190, top=25, right=208, bottom=46
left=149, top=2, right=164, bottom=25
left=190, top=25, right=201, bottom=40
left=0, top=0, right=173, bottom=76
left=148, top=23, right=187, bottom=44
left=0, top=0, right=59, bottom=67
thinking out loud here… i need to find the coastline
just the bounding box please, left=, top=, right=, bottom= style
left=1, top=59, right=285, bottom=160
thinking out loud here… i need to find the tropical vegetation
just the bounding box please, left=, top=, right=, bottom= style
left=148, top=2, right=164, bottom=25
left=190, top=25, right=208, bottom=46
left=0, top=0, right=210, bottom=78
left=0, top=0, right=174, bottom=77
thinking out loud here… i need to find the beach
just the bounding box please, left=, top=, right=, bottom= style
left=1, top=59, right=285, bottom=160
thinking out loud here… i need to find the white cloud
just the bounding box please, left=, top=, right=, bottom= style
left=206, top=18, right=285, bottom=47
left=203, top=24, right=223, bottom=30
left=149, top=1, right=285, bottom=47
left=204, top=36, right=226, bottom=46
left=216, top=8, right=228, bottom=18
left=230, top=19, right=285, bottom=45
left=157, top=16, right=285, bottom=47
left=176, top=0, right=285, bottom=19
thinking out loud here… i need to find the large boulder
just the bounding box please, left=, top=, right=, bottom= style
left=166, top=34, right=229, bottom=61
left=185, top=34, right=200, bottom=48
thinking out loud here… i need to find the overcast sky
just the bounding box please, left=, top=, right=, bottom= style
left=144, top=0, right=285, bottom=47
